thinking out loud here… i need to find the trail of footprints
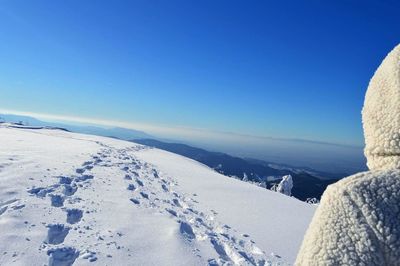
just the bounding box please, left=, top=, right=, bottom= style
left=116, top=147, right=282, bottom=265
left=26, top=143, right=284, bottom=266
left=27, top=155, right=99, bottom=265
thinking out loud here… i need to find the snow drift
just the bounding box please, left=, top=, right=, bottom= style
left=0, top=125, right=315, bottom=265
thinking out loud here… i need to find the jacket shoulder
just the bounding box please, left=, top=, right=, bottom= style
left=325, top=169, right=400, bottom=202
left=322, top=170, right=400, bottom=264
left=296, top=170, right=400, bottom=266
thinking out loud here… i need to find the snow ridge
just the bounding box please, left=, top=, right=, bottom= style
left=0, top=127, right=314, bottom=265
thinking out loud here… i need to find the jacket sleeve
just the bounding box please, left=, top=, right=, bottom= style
left=295, top=184, right=385, bottom=266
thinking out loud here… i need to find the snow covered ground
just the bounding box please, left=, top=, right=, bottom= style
left=0, top=125, right=315, bottom=265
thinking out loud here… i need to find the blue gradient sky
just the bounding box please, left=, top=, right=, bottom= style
left=0, top=0, right=399, bottom=147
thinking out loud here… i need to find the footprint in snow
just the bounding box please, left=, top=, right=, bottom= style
left=172, top=198, right=182, bottom=208
left=166, top=209, right=178, bottom=217
left=84, top=165, right=94, bottom=170
left=161, top=184, right=169, bottom=192
left=66, top=209, right=83, bottom=224
left=49, top=194, right=64, bottom=207
left=82, top=161, right=93, bottom=166
left=62, top=184, right=77, bottom=196
left=75, top=168, right=85, bottom=174
left=179, top=221, right=196, bottom=240
left=46, top=224, right=70, bottom=244
left=152, top=170, right=159, bottom=178
left=59, top=176, right=73, bottom=185
left=140, top=192, right=149, bottom=199
left=130, top=198, right=140, bottom=205
left=127, top=184, right=136, bottom=191
left=28, top=186, right=56, bottom=198
left=47, top=247, right=79, bottom=266
left=75, top=174, right=93, bottom=182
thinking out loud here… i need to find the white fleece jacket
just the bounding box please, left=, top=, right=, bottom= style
left=295, top=44, right=400, bottom=266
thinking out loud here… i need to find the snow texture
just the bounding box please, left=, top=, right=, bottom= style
left=296, top=44, right=400, bottom=265
left=0, top=125, right=315, bottom=265
left=276, top=175, right=293, bottom=196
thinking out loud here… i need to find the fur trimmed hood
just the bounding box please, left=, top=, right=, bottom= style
left=363, top=44, right=400, bottom=170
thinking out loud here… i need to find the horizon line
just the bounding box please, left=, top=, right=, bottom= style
left=0, top=108, right=364, bottom=149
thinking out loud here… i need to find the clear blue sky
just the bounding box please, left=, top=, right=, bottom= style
left=0, top=0, right=399, bottom=146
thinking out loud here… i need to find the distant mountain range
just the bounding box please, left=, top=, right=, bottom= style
left=0, top=114, right=152, bottom=140
left=1, top=113, right=342, bottom=200
left=133, top=139, right=341, bottom=200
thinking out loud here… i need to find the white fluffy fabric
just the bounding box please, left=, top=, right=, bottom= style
left=363, top=44, right=400, bottom=170
left=295, top=44, right=400, bottom=265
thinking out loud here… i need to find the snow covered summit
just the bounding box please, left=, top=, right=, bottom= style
left=0, top=125, right=315, bottom=265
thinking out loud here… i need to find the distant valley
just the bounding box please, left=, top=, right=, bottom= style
left=133, top=139, right=341, bottom=201
left=1, top=113, right=342, bottom=201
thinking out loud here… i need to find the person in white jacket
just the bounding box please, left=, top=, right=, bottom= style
left=295, top=43, right=400, bottom=266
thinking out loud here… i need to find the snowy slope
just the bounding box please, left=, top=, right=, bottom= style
left=0, top=126, right=315, bottom=265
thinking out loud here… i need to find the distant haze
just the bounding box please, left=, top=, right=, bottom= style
left=0, top=111, right=367, bottom=175
left=187, top=138, right=366, bottom=175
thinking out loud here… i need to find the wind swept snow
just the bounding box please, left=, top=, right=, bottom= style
left=276, top=175, right=293, bottom=196
left=0, top=126, right=315, bottom=265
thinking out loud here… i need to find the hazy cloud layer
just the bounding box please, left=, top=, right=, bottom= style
left=0, top=109, right=366, bottom=174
